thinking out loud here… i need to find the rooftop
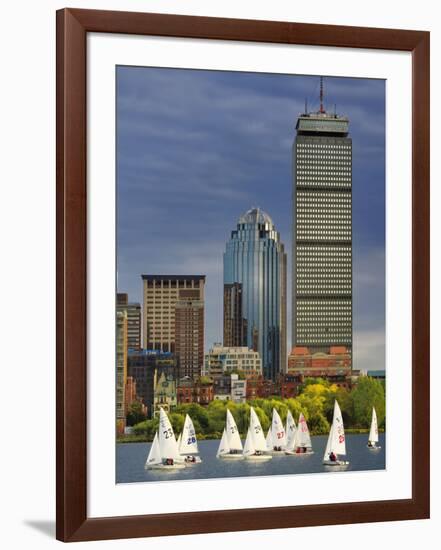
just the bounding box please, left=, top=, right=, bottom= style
left=141, top=275, right=206, bottom=281
left=238, top=207, right=274, bottom=226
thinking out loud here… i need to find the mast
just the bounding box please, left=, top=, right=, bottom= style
left=319, top=76, right=325, bottom=113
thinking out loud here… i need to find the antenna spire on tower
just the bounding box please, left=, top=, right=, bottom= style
left=319, top=76, right=325, bottom=113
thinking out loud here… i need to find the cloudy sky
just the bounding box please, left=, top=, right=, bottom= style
left=116, top=66, right=385, bottom=373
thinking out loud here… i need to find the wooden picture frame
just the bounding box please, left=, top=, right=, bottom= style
left=56, top=8, right=430, bottom=542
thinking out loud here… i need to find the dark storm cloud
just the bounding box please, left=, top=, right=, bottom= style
left=116, top=66, right=385, bottom=372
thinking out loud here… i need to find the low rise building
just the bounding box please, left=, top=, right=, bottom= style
left=204, top=344, right=262, bottom=378
left=177, top=376, right=214, bottom=405
left=127, top=349, right=177, bottom=418
left=230, top=373, right=247, bottom=403
left=213, top=373, right=247, bottom=403
left=153, top=370, right=177, bottom=416
left=278, top=373, right=302, bottom=399
left=287, top=346, right=352, bottom=389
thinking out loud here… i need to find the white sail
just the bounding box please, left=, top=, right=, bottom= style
left=226, top=409, right=243, bottom=451
left=285, top=410, right=297, bottom=451
left=368, top=407, right=379, bottom=444
left=271, top=408, right=287, bottom=448
left=323, top=422, right=334, bottom=461
left=294, top=412, right=312, bottom=449
left=216, top=428, right=230, bottom=457
left=243, top=427, right=256, bottom=457
left=179, top=414, right=199, bottom=455
left=249, top=407, right=267, bottom=452
left=176, top=432, right=182, bottom=450
left=323, top=400, right=346, bottom=459
left=158, top=407, right=181, bottom=460
left=145, top=432, right=161, bottom=467
left=266, top=427, right=273, bottom=451
left=333, top=400, right=346, bottom=455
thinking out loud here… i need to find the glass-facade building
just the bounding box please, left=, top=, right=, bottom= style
left=224, top=208, right=287, bottom=380
left=292, top=110, right=352, bottom=354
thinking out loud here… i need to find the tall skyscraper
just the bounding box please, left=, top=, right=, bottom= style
left=116, top=293, right=142, bottom=350
left=223, top=282, right=247, bottom=347
left=224, top=208, right=287, bottom=380
left=292, top=79, right=352, bottom=356
left=175, top=290, right=205, bottom=379
left=141, top=275, right=205, bottom=353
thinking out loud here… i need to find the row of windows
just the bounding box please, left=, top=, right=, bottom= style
left=297, top=171, right=351, bottom=177
left=297, top=322, right=351, bottom=329
left=297, top=272, right=351, bottom=278
left=145, top=281, right=201, bottom=288
left=297, top=144, right=351, bottom=150
left=297, top=193, right=351, bottom=202
left=297, top=292, right=351, bottom=297
left=297, top=245, right=351, bottom=253
left=297, top=310, right=351, bottom=316
left=297, top=156, right=351, bottom=162
left=297, top=181, right=351, bottom=188
left=297, top=200, right=351, bottom=208
left=297, top=338, right=352, bottom=343
left=296, top=275, right=351, bottom=281
left=297, top=233, right=351, bottom=240
left=297, top=227, right=351, bottom=234
left=296, top=262, right=351, bottom=269
left=297, top=160, right=351, bottom=166
left=297, top=303, right=351, bottom=308
left=297, top=184, right=351, bottom=190
left=297, top=214, right=351, bottom=222
left=298, top=189, right=351, bottom=196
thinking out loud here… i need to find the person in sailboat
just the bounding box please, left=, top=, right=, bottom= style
left=329, top=451, right=337, bottom=462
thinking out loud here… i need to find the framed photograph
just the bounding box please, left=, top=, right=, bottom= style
left=56, top=8, right=430, bottom=542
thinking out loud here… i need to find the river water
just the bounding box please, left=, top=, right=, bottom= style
left=116, top=433, right=385, bottom=483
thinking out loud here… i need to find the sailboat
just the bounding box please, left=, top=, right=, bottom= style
left=284, top=410, right=297, bottom=455
left=265, top=427, right=272, bottom=451
left=144, top=408, right=186, bottom=470
left=216, top=409, right=243, bottom=460
left=367, top=407, right=381, bottom=450
left=244, top=407, right=272, bottom=461
left=178, top=414, right=202, bottom=464
left=267, top=408, right=287, bottom=454
left=286, top=412, right=313, bottom=455
left=323, top=400, right=349, bottom=466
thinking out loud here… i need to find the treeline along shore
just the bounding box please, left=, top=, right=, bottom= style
left=118, top=376, right=385, bottom=443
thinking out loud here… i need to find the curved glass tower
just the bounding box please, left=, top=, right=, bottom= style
left=224, top=208, right=287, bottom=380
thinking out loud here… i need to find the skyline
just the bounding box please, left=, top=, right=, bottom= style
left=116, top=66, right=385, bottom=372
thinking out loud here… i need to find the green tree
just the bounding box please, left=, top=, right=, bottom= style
left=126, top=401, right=147, bottom=427
left=169, top=412, right=185, bottom=435
left=133, top=417, right=158, bottom=440
left=352, top=377, right=385, bottom=428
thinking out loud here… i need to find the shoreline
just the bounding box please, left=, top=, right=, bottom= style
left=117, top=428, right=385, bottom=444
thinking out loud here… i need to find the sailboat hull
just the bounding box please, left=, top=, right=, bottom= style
left=367, top=445, right=381, bottom=451
left=244, top=454, right=272, bottom=461
left=183, top=456, right=202, bottom=465
left=285, top=450, right=314, bottom=456
left=146, top=463, right=186, bottom=470
left=323, top=460, right=349, bottom=466
left=218, top=453, right=243, bottom=460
